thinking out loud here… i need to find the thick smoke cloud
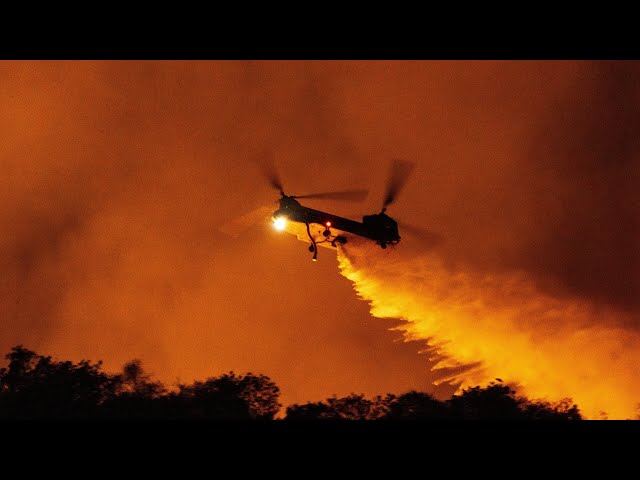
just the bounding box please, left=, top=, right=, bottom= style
left=518, top=62, right=640, bottom=312
left=1, top=61, right=638, bottom=410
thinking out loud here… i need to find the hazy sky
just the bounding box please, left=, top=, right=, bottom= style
left=1, top=61, right=638, bottom=408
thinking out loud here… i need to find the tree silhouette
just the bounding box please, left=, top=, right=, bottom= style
left=447, top=383, right=523, bottom=419
left=447, top=381, right=582, bottom=420
left=286, top=394, right=391, bottom=420
left=175, top=372, right=281, bottom=419
left=285, top=400, right=332, bottom=420
left=118, top=360, right=165, bottom=397
left=385, top=391, right=449, bottom=419
left=520, top=398, right=582, bottom=420
left=286, top=383, right=582, bottom=420
left=0, top=346, right=116, bottom=419
left=101, top=360, right=167, bottom=419
left=0, top=346, right=585, bottom=420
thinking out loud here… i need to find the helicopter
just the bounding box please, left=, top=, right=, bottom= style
left=220, top=157, right=439, bottom=261
left=267, top=159, right=433, bottom=260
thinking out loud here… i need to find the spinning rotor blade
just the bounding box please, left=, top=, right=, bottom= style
left=294, top=189, right=369, bottom=202
left=397, top=221, right=443, bottom=249
left=218, top=205, right=276, bottom=238
left=255, top=150, right=285, bottom=194
left=382, top=159, right=415, bottom=211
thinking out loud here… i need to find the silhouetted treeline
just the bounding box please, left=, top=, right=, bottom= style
left=0, top=346, right=582, bottom=420
left=286, top=388, right=581, bottom=420
left=0, top=346, right=280, bottom=419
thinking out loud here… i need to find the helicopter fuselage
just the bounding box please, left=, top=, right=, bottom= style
left=273, top=196, right=400, bottom=247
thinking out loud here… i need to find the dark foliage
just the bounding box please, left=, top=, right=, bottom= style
left=0, top=346, right=116, bottom=419
left=286, top=394, right=392, bottom=420
left=385, top=391, right=450, bottom=419
left=0, top=346, right=280, bottom=420
left=172, top=372, right=281, bottom=419
left=286, top=381, right=583, bottom=420
left=0, top=347, right=583, bottom=420
left=100, top=359, right=167, bottom=419
left=447, top=383, right=524, bottom=419
left=447, top=381, right=582, bottom=420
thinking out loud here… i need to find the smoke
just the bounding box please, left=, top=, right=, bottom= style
left=490, top=62, right=640, bottom=314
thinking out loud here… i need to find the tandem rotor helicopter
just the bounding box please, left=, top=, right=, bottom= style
left=220, top=157, right=440, bottom=261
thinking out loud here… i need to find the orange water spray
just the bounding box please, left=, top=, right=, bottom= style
left=336, top=242, right=640, bottom=419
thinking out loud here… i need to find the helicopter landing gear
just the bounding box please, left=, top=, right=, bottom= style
left=305, top=222, right=318, bottom=261
left=306, top=223, right=348, bottom=261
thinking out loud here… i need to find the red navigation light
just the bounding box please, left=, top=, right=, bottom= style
left=326, top=221, right=331, bottom=227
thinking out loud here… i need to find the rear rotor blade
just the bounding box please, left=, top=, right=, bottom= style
left=219, top=205, right=276, bottom=238
left=397, top=221, right=443, bottom=249
left=383, top=160, right=415, bottom=210
left=294, top=189, right=369, bottom=202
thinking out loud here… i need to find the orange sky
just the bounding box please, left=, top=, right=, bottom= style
left=1, top=61, right=638, bottom=410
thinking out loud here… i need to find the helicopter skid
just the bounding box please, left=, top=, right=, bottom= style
left=279, top=220, right=350, bottom=259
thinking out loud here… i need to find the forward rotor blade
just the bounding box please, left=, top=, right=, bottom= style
left=218, top=205, right=276, bottom=238
left=254, top=150, right=285, bottom=194
left=294, top=189, right=369, bottom=202
left=383, top=160, right=415, bottom=210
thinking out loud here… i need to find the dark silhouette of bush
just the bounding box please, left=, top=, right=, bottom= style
left=286, top=392, right=451, bottom=420
left=446, top=381, right=582, bottom=420
left=101, top=360, right=167, bottom=419
left=0, top=346, right=583, bottom=420
left=284, top=400, right=332, bottom=419
left=287, top=392, right=447, bottom=420
left=0, top=346, right=281, bottom=420
left=0, top=346, right=117, bottom=419
left=446, top=383, right=523, bottom=419
left=173, top=372, right=281, bottom=419
left=385, top=391, right=450, bottom=419
left=286, top=394, right=391, bottom=420
left=286, top=382, right=582, bottom=420
left=520, top=398, right=582, bottom=420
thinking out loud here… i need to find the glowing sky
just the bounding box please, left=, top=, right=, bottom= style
left=1, top=61, right=638, bottom=412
